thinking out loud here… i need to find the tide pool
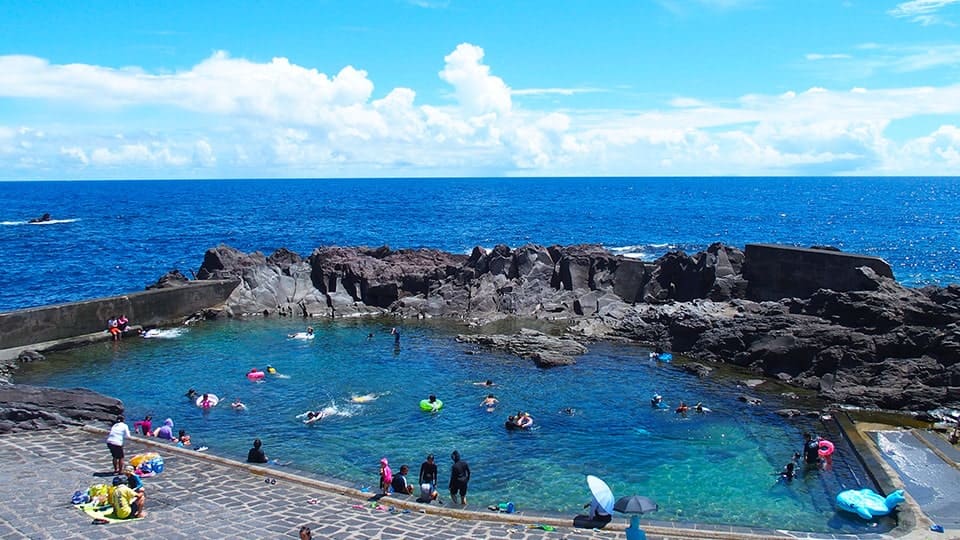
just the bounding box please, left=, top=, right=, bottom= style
left=16, top=318, right=890, bottom=533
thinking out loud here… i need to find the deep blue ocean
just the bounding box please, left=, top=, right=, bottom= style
left=2, top=177, right=958, bottom=312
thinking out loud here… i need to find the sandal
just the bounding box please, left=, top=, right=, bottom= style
left=92, top=518, right=109, bottom=525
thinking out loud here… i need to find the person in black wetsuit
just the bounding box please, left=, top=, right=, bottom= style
left=247, top=438, right=268, bottom=463
left=448, top=450, right=471, bottom=505
left=801, top=432, right=821, bottom=466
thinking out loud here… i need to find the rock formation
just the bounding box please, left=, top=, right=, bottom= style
left=182, top=242, right=960, bottom=411
left=0, top=383, right=123, bottom=433
left=176, top=242, right=960, bottom=412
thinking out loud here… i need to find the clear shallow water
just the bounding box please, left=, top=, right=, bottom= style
left=17, top=318, right=887, bottom=533
left=1, top=177, right=959, bottom=311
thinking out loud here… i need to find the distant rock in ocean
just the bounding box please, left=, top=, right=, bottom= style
left=179, top=242, right=960, bottom=412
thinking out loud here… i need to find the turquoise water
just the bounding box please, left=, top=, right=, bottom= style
left=17, top=319, right=888, bottom=533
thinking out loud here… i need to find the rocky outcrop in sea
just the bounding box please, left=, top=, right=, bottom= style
left=177, top=242, right=959, bottom=412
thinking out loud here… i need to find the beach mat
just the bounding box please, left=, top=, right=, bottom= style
left=76, top=503, right=143, bottom=524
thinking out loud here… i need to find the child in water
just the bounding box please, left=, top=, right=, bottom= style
left=779, top=462, right=796, bottom=482
left=176, top=430, right=191, bottom=447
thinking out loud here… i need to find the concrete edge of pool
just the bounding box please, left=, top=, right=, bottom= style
left=70, top=423, right=950, bottom=540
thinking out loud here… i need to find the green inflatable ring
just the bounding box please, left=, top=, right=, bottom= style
left=419, top=399, right=443, bottom=412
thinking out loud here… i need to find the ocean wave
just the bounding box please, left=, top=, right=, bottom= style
left=607, top=244, right=675, bottom=260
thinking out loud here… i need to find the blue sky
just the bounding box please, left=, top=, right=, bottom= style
left=2, top=0, right=960, bottom=178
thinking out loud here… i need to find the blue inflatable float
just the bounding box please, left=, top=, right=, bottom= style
left=836, top=488, right=905, bottom=520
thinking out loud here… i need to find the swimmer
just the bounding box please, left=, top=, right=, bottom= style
left=350, top=393, right=379, bottom=403
left=695, top=402, right=704, bottom=413
left=287, top=327, right=315, bottom=339
left=185, top=388, right=198, bottom=400
left=199, top=393, right=214, bottom=409
left=303, top=411, right=325, bottom=424
left=266, top=365, right=277, bottom=375
left=560, top=407, right=576, bottom=415
left=675, top=401, right=689, bottom=414
left=231, top=398, right=247, bottom=410
left=778, top=462, right=796, bottom=482
left=473, top=379, right=495, bottom=387
left=481, top=394, right=499, bottom=409
left=651, top=394, right=663, bottom=407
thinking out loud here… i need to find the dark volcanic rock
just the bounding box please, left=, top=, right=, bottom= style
left=456, top=329, right=588, bottom=367
left=146, top=269, right=191, bottom=290
left=0, top=385, right=123, bottom=433
left=182, top=241, right=960, bottom=411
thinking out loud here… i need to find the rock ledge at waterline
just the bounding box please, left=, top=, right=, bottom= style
left=157, top=242, right=960, bottom=412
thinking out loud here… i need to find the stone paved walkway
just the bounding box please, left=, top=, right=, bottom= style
left=0, top=428, right=946, bottom=540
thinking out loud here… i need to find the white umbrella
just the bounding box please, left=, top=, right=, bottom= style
left=586, top=475, right=615, bottom=514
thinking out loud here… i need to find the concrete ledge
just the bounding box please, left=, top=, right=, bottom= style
left=0, top=280, right=237, bottom=351
left=78, top=425, right=877, bottom=540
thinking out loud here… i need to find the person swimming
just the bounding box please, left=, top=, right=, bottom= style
left=266, top=365, right=277, bottom=374
left=303, top=411, right=325, bottom=424
left=185, top=388, right=198, bottom=400
left=779, top=462, right=796, bottom=482
left=232, top=398, right=247, bottom=410
left=651, top=394, right=663, bottom=407
left=481, top=394, right=499, bottom=409
left=675, top=401, right=689, bottom=414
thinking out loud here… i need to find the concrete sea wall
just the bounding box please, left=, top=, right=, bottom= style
left=0, top=280, right=238, bottom=353
left=743, top=243, right=894, bottom=301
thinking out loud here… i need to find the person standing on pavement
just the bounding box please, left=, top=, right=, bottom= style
left=106, top=415, right=131, bottom=474
left=448, top=450, right=471, bottom=506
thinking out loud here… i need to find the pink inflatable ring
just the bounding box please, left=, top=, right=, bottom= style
left=818, top=439, right=835, bottom=457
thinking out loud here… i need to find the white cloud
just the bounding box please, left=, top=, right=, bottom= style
left=4, top=45, right=960, bottom=177
left=888, top=0, right=960, bottom=24
left=805, top=53, right=852, bottom=61
left=0, top=51, right=377, bottom=127
left=438, top=43, right=512, bottom=116
left=512, top=87, right=604, bottom=97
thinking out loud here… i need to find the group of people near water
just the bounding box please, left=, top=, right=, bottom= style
left=777, top=431, right=835, bottom=483
left=100, top=415, right=154, bottom=519
left=375, top=451, right=471, bottom=506
left=105, top=314, right=130, bottom=341
left=651, top=393, right=708, bottom=415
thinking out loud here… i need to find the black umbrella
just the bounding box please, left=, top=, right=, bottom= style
left=614, top=495, right=658, bottom=514
left=616, top=495, right=658, bottom=539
